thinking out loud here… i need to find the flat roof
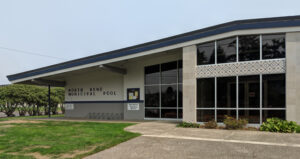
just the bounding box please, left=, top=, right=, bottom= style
left=7, top=15, right=300, bottom=82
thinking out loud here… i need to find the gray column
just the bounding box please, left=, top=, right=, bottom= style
left=182, top=45, right=197, bottom=123
left=286, top=32, right=300, bottom=124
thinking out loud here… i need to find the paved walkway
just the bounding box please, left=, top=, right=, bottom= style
left=85, top=121, right=300, bottom=159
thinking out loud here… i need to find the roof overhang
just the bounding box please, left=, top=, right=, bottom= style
left=7, top=15, right=300, bottom=84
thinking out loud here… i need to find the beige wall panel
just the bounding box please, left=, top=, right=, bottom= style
left=65, top=70, right=124, bottom=101
left=182, top=45, right=197, bottom=123
left=286, top=32, right=300, bottom=123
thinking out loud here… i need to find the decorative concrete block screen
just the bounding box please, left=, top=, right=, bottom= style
left=196, top=59, right=285, bottom=78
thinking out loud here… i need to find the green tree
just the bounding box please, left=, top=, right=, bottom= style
left=0, top=84, right=65, bottom=117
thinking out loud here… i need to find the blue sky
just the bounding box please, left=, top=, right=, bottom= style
left=0, top=0, right=299, bottom=84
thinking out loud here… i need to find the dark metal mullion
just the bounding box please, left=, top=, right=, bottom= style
left=48, top=85, right=51, bottom=118
left=177, top=60, right=179, bottom=119
left=159, top=64, right=162, bottom=118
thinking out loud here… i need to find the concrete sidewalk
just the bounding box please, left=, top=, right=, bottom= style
left=86, top=121, right=300, bottom=159
left=125, top=121, right=300, bottom=145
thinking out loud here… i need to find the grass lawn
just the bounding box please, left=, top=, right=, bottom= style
left=0, top=117, right=140, bottom=159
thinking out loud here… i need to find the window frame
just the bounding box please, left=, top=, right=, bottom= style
left=195, top=33, right=286, bottom=66
left=196, top=73, right=286, bottom=124
left=144, top=60, right=183, bottom=119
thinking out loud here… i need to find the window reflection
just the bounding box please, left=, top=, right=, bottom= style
left=239, top=110, right=260, bottom=124
left=263, top=74, right=285, bottom=108
left=217, top=77, right=236, bottom=108
left=178, top=60, right=182, bottom=83
left=145, top=109, right=160, bottom=118
left=197, top=78, right=215, bottom=108
left=144, top=60, right=182, bottom=118
left=239, top=35, right=260, bottom=61
left=161, top=61, right=177, bottom=84
left=197, top=42, right=215, bottom=65
left=217, top=110, right=236, bottom=122
left=161, top=109, right=177, bottom=118
left=197, top=110, right=215, bottom=122
left=217, top=37, right=236, bottom=63
left=239, top=75, right=260, bottom=108
left=178, top=84, right=182, bottom=107
left=262, top=110, right=285, bottom=122
left=178, top=109, right=182, bottom=118
left=161, top=85, right=177, bottom=107
left=145, top=65, right=160, bottom=85
left=145, top=86, right=159, bottom=107
left=262, top=34, right=285, bottom=59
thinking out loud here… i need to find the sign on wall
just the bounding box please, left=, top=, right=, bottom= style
left=127, top=88, right=140, bottom=101
left=127, top=103, right=140, bottom=110
left=67, top=87, right=117, bottom=97
left=64, top=103, right=74, bottom=110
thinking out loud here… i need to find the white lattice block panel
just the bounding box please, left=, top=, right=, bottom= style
left=196, top=59, right=285, bottom=78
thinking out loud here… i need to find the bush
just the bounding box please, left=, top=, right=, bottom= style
left=177, top=122, right=201, bottom=128
left=0, top=103, right=17, bottom=117
left=224, top=116, right=248, bottom=129
left=260, top=118, right=298, bottom=133
left=296, top=125, right=300, bottom=133
left=204, top=120, right=217, bottom=129
left=16, top=106, right=27, bottom=116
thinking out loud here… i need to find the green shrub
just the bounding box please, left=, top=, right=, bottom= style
left=204, top=120, right=217, bottom=129
left=260, top=118, right=298, bottom=133
left=177, top=122, right=201, bottom=128
left=223, top=115, right=248, bottom=129
left=296, top=125, right=300, bottom=133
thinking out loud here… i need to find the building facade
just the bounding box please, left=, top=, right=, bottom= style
left=7, top=16, right=300, bottom=124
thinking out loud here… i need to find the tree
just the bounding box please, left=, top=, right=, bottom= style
left=0, top=84, right=65, bottom=117
left=0, top=85, right=19, bottom=117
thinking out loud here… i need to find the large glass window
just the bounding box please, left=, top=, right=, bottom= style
left=197, top=78, right=215, bottom=108
left=178, top=60, right=182, bottom=83
left=217, top=110, right=236, bottom=122
left=239, top=35, right=260, bottom=61
left=161, top=61, right=177, bottom=84
left=217, top=37, right=236, bottom=63
left=262, top=110, right=285, bottom=121
left=239, top=75, right=260, bottom=108
left=145, top=65, right=160, bottom=85
left=197, top=110, right=215, bottom=122
left=161, top=109, right=177, bottom=118
left=178, top=84, right=182, bottom=107
left=197, top=74, right=286, bottom=124
left=263, top=74, right=285, bottom=108
left=145, top=86, right=159, bottom=107
left=197, top=42, right=215, bottom=65
left=161, top=85, right=177, bottom=107
left=145, top=109, right=160, bottom=118
left=144, top=60, right=182, bottom=119
left=196, top=34, right=285, bottom=66
left=217, top=77, right=236, bottom=108
left=239, top=110, right=260, bottom=124
left=262, top=34, right=285, bottom=59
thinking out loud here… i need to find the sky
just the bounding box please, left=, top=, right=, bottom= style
left=0, top=0, right=300, bottom=84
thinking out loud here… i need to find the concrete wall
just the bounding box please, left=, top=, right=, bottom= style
left=65, top=70, right=124, bottom=101
left=182, top=45, right=197, bottom=123
left=286, top=32, right=300, bottom=124
left=64, top=50, right=182, bottom=120
left=65, top=103, right=124, bottom=120
left=123, top=103, right=145, bottom=120
left=122, top=50, right=182, bottom=120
